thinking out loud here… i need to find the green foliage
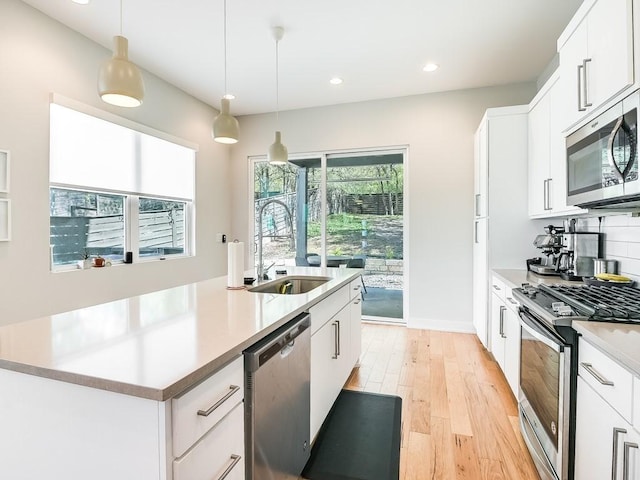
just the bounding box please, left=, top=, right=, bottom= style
left=385, top=245, right=395, bottom=259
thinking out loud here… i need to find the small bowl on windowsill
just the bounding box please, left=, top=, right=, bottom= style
left=244, top=277, right=256, bottom=285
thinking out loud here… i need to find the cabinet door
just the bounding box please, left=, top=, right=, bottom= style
left=310, top=308, right=350, bottom=440
left=474, top=122, right=488, bottom=218
left=528, top=91, right=551, bottom=216
left=350, top=295, right=362, bottom=367
left=559, top=19, right=588, bottom=129
left=472, top=218, right=489, bottom=348
left=489, top=294, right=506, bottom=371
left=575, top=376, right=632, bottom=480
left=587, top=0, right=634, bottom=109
left=503, top=307, right=520, bottom=398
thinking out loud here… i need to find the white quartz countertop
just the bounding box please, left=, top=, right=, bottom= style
left=0, top=267, right=359, bottom=401
left=492, top=269, right=583, bottom=288
left=573, top=321, right=640, bottom=377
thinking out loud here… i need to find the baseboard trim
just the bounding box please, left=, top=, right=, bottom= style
left=407, top=317, right=476, bottom=333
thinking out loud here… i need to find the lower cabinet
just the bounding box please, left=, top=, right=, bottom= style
left=575, top=337, right=640, bottom=479
left=575, top=376, right=640, bottom=480
left=489, top=275, right=520, bottom=398
left=173, top=403, right=245, bottom=480
left=310, top=276, right=363, bottom=441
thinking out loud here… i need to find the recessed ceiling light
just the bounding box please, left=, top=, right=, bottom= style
left=329, top=77, right=343, bottom=85
left=423, top=63, right=439, bottom=72
left=71, top=0, right=90, bottom=4
left=223, top=93, right=236, bottom=100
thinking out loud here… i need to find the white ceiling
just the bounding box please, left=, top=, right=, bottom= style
left=21, top=0, right=583, bottom=116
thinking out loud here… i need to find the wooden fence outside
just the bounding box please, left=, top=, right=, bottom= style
left=50, top=210, right=184, bottom=264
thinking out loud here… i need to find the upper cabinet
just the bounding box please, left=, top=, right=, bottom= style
left=474, top=121, right=488, bottom=219
left=558, top=0, right=634, bottom=132
left=528, top=72, right=587, bottom=218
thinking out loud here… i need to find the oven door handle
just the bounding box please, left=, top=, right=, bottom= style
left=519, top=310, right=564, bottom=353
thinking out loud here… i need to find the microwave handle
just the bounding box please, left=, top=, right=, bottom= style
left=607, top=116, right=636, bottom=183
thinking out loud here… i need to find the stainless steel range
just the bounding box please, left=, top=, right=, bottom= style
left=512, top=283, right=640, bottom=480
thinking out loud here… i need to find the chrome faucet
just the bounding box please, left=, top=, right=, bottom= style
left=257, top=199, right=295, bottom=280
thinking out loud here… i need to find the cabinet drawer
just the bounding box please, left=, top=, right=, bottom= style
left=309, top=284, right=349, bottom=335
left=349, top=277, right=362, bottom=300
left=578, top=339, right=633, bottom=422
left=172, top=356, right=244, bottom=458
left=174, top=402, right=245, bottom=480
left=490, top=276, right=506, bottom=302
left=503, top=285, right=520, bottom=313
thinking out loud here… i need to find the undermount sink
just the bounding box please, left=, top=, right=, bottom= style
left=248, top=276, right=331, bottom=295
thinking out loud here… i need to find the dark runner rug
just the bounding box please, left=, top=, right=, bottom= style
left=302, top=389, right=402, bottom=480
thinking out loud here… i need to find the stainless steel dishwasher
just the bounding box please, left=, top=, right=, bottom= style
left=244, top=312, right=311, bottom=480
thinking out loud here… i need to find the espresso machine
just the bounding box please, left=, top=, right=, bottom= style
left=557, top=228, right=602, bottom=281
left=527, top=225, right=565, bottom=275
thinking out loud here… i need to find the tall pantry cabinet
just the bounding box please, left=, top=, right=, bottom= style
left=472, top=106, right=544, bottom=349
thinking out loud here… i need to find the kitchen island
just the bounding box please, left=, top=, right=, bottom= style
left=0, top=267, right=361, bottom=480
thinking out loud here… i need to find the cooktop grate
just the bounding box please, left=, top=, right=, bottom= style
left=539, top=284, right=640, bottom=323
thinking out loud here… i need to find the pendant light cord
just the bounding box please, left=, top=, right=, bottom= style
left=119, top=0, right=123, bottom=35
left=275, top=37, right=280, bottom=126
left=223, top=0, right=228, bottom=95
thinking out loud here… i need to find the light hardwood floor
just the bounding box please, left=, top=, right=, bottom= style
left=344, top=323, right=541, bottom=480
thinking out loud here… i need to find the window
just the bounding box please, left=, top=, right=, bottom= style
left=49, top=101, right=196, bottom=269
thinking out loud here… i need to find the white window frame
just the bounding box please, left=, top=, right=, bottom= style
left=49, top=95, right=197, bottom=271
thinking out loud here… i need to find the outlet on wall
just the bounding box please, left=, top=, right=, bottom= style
left=216, top=233, right=227, bottom=243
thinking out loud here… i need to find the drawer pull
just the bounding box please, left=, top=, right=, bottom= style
left=353, top=299, right=361, bottom=305
left=623, top=441, right=638, bottom=480
left=218, top=454, right=242, bottom=480
left=507, top=297, right=518, bottom=305
left=492, top=285, right=501, bottom=291
left=613, top=428, right=627, bottom=480
left=197, top=385, right=240, bottom=417
left=581, top=362, right=614, bottom=386
left=353, top=285, right=360, bottom=290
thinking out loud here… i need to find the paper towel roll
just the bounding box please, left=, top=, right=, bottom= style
left=227, top=241, right=244, bottom=288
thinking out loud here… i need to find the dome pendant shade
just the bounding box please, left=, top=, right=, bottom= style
left=268, top=131, right=288, bottom=165
left=213, top=98, right=239, bottom=144
left=98, top=36, right=145, bottom=108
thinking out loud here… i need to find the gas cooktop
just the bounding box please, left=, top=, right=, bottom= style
left=513, top=283, right=640, bottom=328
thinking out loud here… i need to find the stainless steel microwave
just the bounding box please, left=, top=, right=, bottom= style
left=566, top=90, right=640, bottom=208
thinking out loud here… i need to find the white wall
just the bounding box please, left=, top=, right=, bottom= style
left=0, top=0, right=231, bottom=325
left=230, top=84, right=537, bottom=331
left=577, top=215, right=640, bottom=281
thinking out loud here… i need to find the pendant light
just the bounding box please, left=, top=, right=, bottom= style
left=98, top=0, right=145, bottom=107
left=212, top=0, right=239, bottom=144
left=268, top=26, right=288, bottom=165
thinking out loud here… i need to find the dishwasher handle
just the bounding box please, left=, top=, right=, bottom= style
left=244, top=313, right=311, bottom=372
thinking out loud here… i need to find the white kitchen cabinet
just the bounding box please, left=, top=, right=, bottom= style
left=173, top=403, right=245, bottom=480
left=558, top=0, right=634, bottom=131
left=489, top=275, right=520, bottom=398
left=309, top=279, right=361, bottom=441
left=349, top=278, right=362, bottom=367
left=528, top=72, right=587, bottom=218
left=472, top=107, right=545, bottom=349
left=474, top=121, right=488, bottom=219
left=575, top=375, right=640, bottom=480
left=575, top=337, right=640, bottom=480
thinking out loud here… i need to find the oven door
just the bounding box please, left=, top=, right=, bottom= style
left=519, top=309, right=571, bottom=480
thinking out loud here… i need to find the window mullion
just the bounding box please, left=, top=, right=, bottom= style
left=128, top=196, right=140, bottom=261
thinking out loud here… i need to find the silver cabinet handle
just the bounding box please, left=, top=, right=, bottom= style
left=507, top=297, right=518, bottom=306
left=475, top=193, right=481, bottom=217
left=581, top=362, right=615, bottom=386
left=544, top=178, right=553, bottom=210
left=332, top=321, right=339, bottom=359
left=583, top=58, right=592, bottom=107
left=353, top=298, right=361, bottom=305
left=613, top=428, right=628, bottom=480
left=623, top=441, right=638, bottom=480
left=577, top=63, right=586, bottom=111
left=353, top=285, right=361, bottom=290
left=499, top=305, right=506, bottom=338
left=474, top=221, right=479, bottom=244
left=492, top=284, right=501, bottom=291
left=336, top=320, right=341, bottom=356
left=197, top=385, right=240, bottom=416
left=543, top=179, right=548, bottom=210
left=218, top=454, right=242, bottom=480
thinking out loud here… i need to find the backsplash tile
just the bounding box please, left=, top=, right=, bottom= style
left=576, top=215, right=640, bottom=281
